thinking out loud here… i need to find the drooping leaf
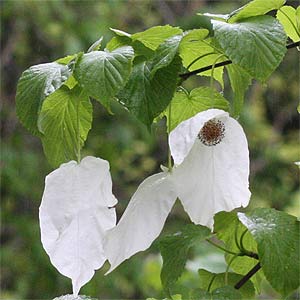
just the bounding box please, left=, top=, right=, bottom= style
left=16, top=62, right=71, bottom=135
left=214, top=212, right=263, bottom=292
left=74, top=46, right=134, bottom=109
left=150, top=35, right=182, bottom=77
left=38, top=85, right=92, bottom=168
left=238, top=208, right=300, bottom=297
left=117, top=55, right=182, bottom=128
left=226, top=64, right=252, bottom=117
left=40, top=156, right=117, bottom=296
left=277, top=6, right=300, bottom=42
left=228, top=0, right=286, bottom=23
left=159, top=224, right=212, bottom=292
left=131, top=25, right=182, bottom=50
left=213, top=15, right=287, bottom=82
left=198, top=269, right=255, bottom=299
left=163, top=87, right=229, bottom=131
left=179, top=30, right=225, bottom=87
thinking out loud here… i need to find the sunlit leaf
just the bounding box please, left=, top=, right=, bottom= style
left=179, top=30, right=225, bottom=87
left=131, top=25, right=182, bottom=50
left=277, top=6, right=300, bottom=42
left=198, top=269, right=255, bottom=299
left=228, top=0, right=286, bottom=23
left=38, top=86, right=92, bottom=167
left=163, top=87, right=229, bottom=131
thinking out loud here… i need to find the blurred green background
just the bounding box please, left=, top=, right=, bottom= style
left=1, top=0, right=299, bottom=299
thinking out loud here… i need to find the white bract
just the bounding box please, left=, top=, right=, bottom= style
left=104, top=109, right=251, bottom=272
left=39, top=156, right=117, bottom=296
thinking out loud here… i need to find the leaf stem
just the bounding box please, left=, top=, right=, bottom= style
left=179, top=41, right=300, bottom=81
left=207, top=274, right=217, bottom=292
left=234, top=262, right=261, bottom=290
left=186, top=52, right=215, bottom=70
left=206, top=238, right=241, bottom=256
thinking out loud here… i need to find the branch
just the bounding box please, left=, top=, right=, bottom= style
left=234, top=262, right=261, bottom=290
left=179, top=41, right=300, bottom=81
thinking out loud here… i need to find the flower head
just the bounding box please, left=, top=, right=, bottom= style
left=104, top=109, right=250, bottom=272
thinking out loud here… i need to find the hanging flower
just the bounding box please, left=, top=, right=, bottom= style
left=104, top=109, right=251, bottom=272
left=39, top=156, right=118, bottom=296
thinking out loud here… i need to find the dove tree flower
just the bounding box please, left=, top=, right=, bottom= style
left=39, top=156, right=117, bottom=296
left=104, top=109, right=251, bottom=272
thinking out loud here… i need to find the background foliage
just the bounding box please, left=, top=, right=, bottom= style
left=1, top=0, right=299, bottom=299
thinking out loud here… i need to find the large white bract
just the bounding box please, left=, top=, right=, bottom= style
left=39, top=156, right=117, bottom=296
left=104, top=109, right=251, bottom=272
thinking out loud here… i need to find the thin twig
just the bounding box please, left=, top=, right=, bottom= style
left=179, top=41, right=300, bottom=81
left=234, top=262, right=261, bottom=290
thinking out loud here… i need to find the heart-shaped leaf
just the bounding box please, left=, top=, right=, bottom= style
left=213, top=15, right=287, bottom=81
left=74, top=46, right=134, bottom=109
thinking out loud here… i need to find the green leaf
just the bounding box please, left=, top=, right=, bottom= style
left=238, top=208, right=300, bottom=297
left=163, top=87, right=229, bottom=131
left=150, top=35, right=182, bottom=77
left=159, top=224, right=212, bottom=292
left=277, top=6, right=300, bottom=42
left=131, top=25, right=182, bottom=50
left=87, top=36, right=103, bottom=52
left=56, top=54, right=78, bottom=65
left=190, top=288, right=211, bottom=300
left=38, top=85, right=92, bottom=167
left=16, top=62, right=71, bottom=135
left=211, top=286, right=242, bottom=300
left=179, top=30, right=225, bottom=87
left=74, top=46, right=134, bottom=109
left=226, top=64, right=252, bottom=117
left=198, top=269, right=255, bottom=299
left=117, top=55, right=182, bottom=128
left=105, top=35, right=131, bottom=52
left=214, top=212, right=263, bottom=292
left=196, top=15, right=214, bottom=35
left=228, top=0, right=285, bottom=23
left=296, top=7, right=300, bottom=32
left=213, top=15, right=287, bottom=82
